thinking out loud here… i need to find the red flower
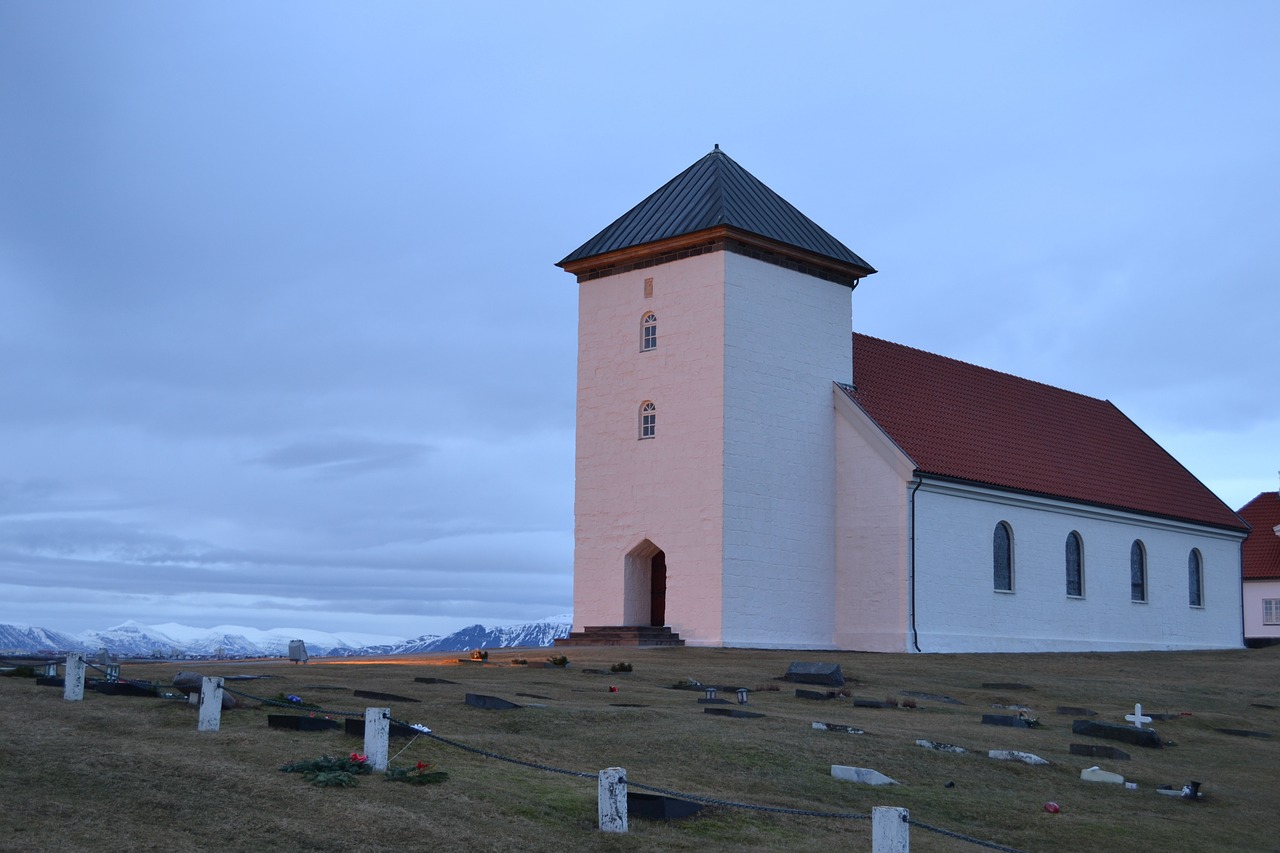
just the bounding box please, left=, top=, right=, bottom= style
left=415, top=761, right=429, bottom=770
left=350, top=752, right=367, bottom=763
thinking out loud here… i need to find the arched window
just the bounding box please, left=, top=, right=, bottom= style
left=641, top=312, right=657, bottom=351
left=1188, top=549, right=1204, bottom=607
left=1065, top=531, right=1084, bottom=597
left=1130, top=540, right=1147, bottom=602
left=993, top=522, right=1013, bottom=592
left=639, top=401, right=656, bottom=440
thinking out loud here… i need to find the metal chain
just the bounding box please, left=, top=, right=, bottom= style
left=908, top=819, right=1029, bottom=853
left=221, top=685, right=365, bottom=717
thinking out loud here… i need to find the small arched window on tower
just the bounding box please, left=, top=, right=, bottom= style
left=993, top=522, right=1014, bottom=592
left=1130, top=540, right=1147, bottom=602
left=641, top=312, right=657, bottom=352
left=639, top=401, right=656, bottom=440
left=1188, top=549, right=1204, bottom=607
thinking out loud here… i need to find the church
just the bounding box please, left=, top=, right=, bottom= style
left=556, top=147, right=1248, bottom=653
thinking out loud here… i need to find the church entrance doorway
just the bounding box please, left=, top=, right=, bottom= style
left=649, top=550, right=666, bottom=627
left=624, top=539, right=667, bottom=628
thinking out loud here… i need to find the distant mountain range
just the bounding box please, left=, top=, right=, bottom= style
left=0, top=616, right=571, bottom=658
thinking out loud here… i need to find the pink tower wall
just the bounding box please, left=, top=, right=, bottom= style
left=573, top=253, right=727, bottom=644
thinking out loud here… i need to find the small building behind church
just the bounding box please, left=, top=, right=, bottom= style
left=1239, top=491, right=1280, bottom=646
left=556, top=147, right=1247, bottom=653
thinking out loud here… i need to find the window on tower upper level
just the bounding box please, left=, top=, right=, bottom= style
left=641, top=313, right=657, bottom=352
left=639, top=401, right=656, bottom=440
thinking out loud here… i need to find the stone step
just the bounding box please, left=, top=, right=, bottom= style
left=554, top=625, right=685, bottom=647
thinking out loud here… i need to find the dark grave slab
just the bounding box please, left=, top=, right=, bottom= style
left=1070, top=743, right=1131, bottom=760
left=268, top=714, right=341, bottom=732
left=1071, top=719, right=1162, bottom=748
left=785, top=661, right=844, bottom=687
left=982, top=714, right=1033, bottom=728
left=703, top=707, right=765, bottom=719
left=353, top=689, right=420, bottom=703
left=36, top=677, right=64, bottom=688
left=610, top=703, right=649, bottom=708
left=457, top=658, right=487, bottom=664
left=223, top=674, right=278, bottom=681
left=1148, top=713, right=1180, bottom=722
left=581, top=668, right=606, bottom=674
left=982, top=682, right=1031, bottom=690
left=95, top=681, right=159, bottom=698
left=901, top=691, right=963, bottom=705
left=1250, top=703, right=1278, bottom=711
left=627, top=792, right=704, bottom=821
left=795, top=689, right=833, bottom=701
left=300, top=684, right=348, bottom=690
left=414, top=677, right=457, bottom=685
left=344, top=718, right=419, bottom=739
left=1216, top=728, right=1272, bottom=738
left=465, top=693, right=522, bottom=711
left=699, top=697, right=733, bottom=704
left=516, top=693, right=554, bottom=700
left=1057, top=706, right=1097, bottom=716
left=854, top=698, right=895, bottom=709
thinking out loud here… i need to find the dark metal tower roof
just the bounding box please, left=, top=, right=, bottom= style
left=558, top=147, right=875, bottom=277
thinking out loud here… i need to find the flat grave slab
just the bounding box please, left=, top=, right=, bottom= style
left=1071, top=719, right=1162, bottom=748
left=901, top=691, right=963, bottom=705
left=988, top=750, right=1048, bottom=765
left=982, top=714, right=1033, bottom=728
left=344, top=718, right=420, bottom=739
left=1215, top=728, right=1272, bottom=738
left=1057, top=706, right=1097, bottom=716
left=854, top=698, right=895, bottom=709
left=813, top=722, right=864, bottom=734
left=785, top=661, right=844, bottom=687
left=917, top=739, right=968, bottom=753
left=831, top=765, right=897, bottom=785
left=353, top=689, right=419, bottom=703
left=95, top=681, right=159, bottom=698
left=1070, top=743, right=1131, bottom=760
left=465, top=693, right=522, bottom=711
left=627, top=792, right=703, bottom=821
left=982, top=682, right=1031, bottom=690
left=414, top=677, right=457, bottom=685
left=698, top=697, right=733, bottom=704
left=703, top=707, right=764, bottom=719
left=267, top=714, right=341, bottom=732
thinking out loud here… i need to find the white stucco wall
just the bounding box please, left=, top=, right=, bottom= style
left=1243, top=579, right=1280, bottom=641
left=912, top=480, right=1245, bottom=652
left=573, top=254, right=727, bottom=644
left=720, top=252, right=852, bottom=648
left=833, top=388, right=912, bottom=651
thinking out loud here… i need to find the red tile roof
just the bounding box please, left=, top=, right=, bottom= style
left=842, top=334, right=1246, bottom=531
left=1240, top=492, right=1280, bottom=579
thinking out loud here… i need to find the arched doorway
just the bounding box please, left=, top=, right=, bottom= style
left=649, top=549, right=666, bottom=627
left=624, top=540, right=667, bottom=627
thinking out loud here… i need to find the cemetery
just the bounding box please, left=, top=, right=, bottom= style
left=1, top=645, right=1278, bottom=852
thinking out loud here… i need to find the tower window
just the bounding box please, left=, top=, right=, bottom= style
left=639, top=401, right=656, bottom=440
left=641, top=313, right=657, bottom=352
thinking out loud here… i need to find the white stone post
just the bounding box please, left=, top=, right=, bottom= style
left=63, top=654, right=85, bottom=701
left=598, top=767, right=627, bottom=833
left=364, top=707, right=390, bottom=771
left=198, top=677, right=224, bottom=732
left=872, top=806, right=910, bottom=853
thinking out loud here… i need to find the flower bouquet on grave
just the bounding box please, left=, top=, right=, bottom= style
left=384, top=760, right=449, bottom=785
left=279, top=752, right=372, bottom=787
left=265, top=692, right=323, bottom=710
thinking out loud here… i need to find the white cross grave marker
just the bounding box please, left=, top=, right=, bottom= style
left=1125, top=703, right=1152, bottom=729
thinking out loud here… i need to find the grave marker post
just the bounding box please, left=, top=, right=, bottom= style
left=1125, top=703, right=1152, bottom=729
left=198, top=677, right=224, bottom=732
left=598, top=767, right=627, bottom=833
left=872, top=806, right=910, bottom=852
left=364, top=707, right=390, bottom=771
left=63, top=654, right=85, bottom=701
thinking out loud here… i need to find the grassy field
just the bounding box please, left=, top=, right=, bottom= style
left=2, top=645, right=1279, bottom=852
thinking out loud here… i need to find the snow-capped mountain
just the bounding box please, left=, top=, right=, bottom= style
left=0, top=616, right=571, bottom=657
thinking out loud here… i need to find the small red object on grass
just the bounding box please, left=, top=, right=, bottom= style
left=609, top=686, right=618, bottom=693
left=1044, top=802, right=1060, bottom=814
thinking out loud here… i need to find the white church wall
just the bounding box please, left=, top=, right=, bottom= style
left=833, top=389, right=912, bottom=651
left=573, top=255, right=727, bottom=643
left=912, top=480, right=1245, bottom=652
left=719, top=253, right=852, bottom=648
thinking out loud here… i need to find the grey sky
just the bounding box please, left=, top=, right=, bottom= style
left=2, top=2, right=1276, bottom=638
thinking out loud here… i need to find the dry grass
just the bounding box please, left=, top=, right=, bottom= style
left=3, top=645, right=1279, bottom=852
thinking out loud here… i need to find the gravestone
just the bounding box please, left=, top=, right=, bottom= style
left=794, top=689, right=833, bottom=701
left=414, top=677, right=457, bottom=685
left=1081, top=766, right=1125, bottom=784
left=1070, top=743, right=1131, bottom=760
left=982, top=714, right=1033, bottom=728
left=267, top=714, right=340, bottom=732
left=353, top=689, right=419, bottom=703
left=703, top=707, right=764, bottom=719
left=1125, top=703, right=1153, bottom=729
left=172, top=671, right=237, bottom=709
left=627, top=792, right=704, bottom=821
left=831, top=766, right=897, bottom=785
left=288, top=639, right=308, bottom=664
left=344, top=718, right=419, bottom=739
left=465, top=693, right=522, bottom=710
left=1071, top=719, right=1162, bottom=748
left=982, top=682, right=1030, bottom=690
left=785, top=662, right=844, bottom=687
left=988, top=750, right=1048, bottom=765
left=917, top=739, right=968, bottom=753
left=1057, top=706, right=1097, bottom=716
left=813, top=722, right=864, bottom=734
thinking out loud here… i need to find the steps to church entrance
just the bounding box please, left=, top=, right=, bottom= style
left=554, top=626, right=684, bottom=647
